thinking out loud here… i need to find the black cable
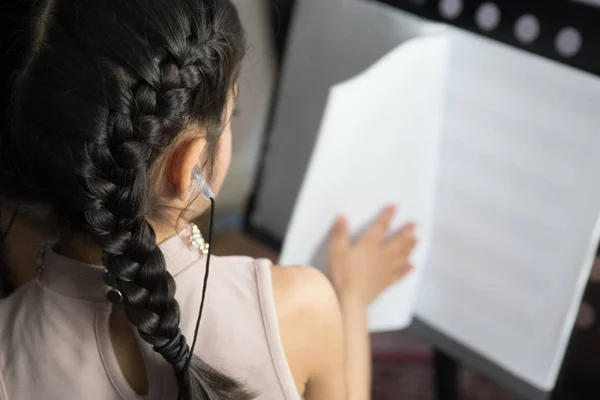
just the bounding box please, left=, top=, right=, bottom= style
left=184, top=196, right=215, bottom=373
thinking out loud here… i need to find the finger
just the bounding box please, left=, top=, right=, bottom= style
left=329, top=215, right=350, bottom=258
left=393, top=263, right=414, bottom=281
left=387, top=262, right=413, bottom=280
left=363, top=205, right=396, bottom=242
left=402, top=237, right=418, bottom=255
left=380, top=262, right=413, bottom=290
left=385, top=223, right=416, bottom=250
left=390, top=238, right=417, bottom=262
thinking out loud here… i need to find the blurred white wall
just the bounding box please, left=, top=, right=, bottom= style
left=217, top=0, right=276, bottom=212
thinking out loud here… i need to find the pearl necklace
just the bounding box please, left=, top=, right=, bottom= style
left=189, top=223, right=210, bottom=255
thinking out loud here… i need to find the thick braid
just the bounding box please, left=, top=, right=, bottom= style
left=2, top=0, right=251, bottom=398
left=91, top=45, right=250, bottom=399
left=80, top=55, right=230, bottom=379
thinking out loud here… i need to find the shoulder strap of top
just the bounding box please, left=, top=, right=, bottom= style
left=253, top=259, right=299, bottom=400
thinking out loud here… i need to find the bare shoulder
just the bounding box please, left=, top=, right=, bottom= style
left=270, top=265, right=343, bottom=333
left=271, top=265, right=338, bottom=310
left=270, top=265, right=344, bottom=396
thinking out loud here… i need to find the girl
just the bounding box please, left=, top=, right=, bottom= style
left=0, top=0, right=416, bottom=399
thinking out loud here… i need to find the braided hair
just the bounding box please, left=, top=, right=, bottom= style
left=0, top=0, right=251, bottom=398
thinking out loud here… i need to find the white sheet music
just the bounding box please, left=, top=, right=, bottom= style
left=279, top=34, right=449, bottom=331
left=415, top=30, right=600, bottom=391
left=280, top=26, right=600, bottom=391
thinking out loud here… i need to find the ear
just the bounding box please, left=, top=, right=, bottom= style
left=166, top=136, right=206, bottom=201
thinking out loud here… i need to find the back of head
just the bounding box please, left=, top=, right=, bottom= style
left=0, top=0, right=251, bottom=398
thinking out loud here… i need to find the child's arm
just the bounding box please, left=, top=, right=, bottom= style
left=329, top=207, right=416, bottom=399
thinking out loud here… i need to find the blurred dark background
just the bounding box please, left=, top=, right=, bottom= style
left=269, top=0, right=296, bottom=63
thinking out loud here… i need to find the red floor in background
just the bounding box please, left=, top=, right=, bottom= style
left=371, top=331, right=522, bottom=400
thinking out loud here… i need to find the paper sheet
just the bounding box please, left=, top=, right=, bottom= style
left=414, top=29, right=600, bottom=391
left=279, top=34, right=449, bottom=332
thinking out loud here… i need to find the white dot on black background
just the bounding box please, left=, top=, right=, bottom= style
left=475, top=2, right=501, bottom=32
left=555, top=27, right=582, bottom=58
left=439, top=0, right=463, bottom=20
left=514, top=14, right=540, bottom=44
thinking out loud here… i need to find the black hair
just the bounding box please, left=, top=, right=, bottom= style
left=0, top=0, right=251, bottom=398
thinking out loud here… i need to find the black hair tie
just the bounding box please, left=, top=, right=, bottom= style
left=154, top=328, right=190, bottom=370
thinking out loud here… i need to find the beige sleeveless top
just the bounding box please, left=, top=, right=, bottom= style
left=0, top=232, right=299, bottom=400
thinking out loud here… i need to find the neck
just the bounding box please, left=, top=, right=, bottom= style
left=1, top=214, right=56, bottom=288
left=1, top=211, right=182, bottom=289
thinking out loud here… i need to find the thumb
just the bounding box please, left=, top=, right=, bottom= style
left=330, top=216, right=350, bottom=258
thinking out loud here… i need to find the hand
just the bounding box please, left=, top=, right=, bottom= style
left=328, top=205, right=416, bottom=307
